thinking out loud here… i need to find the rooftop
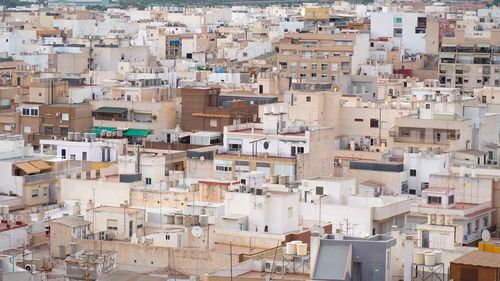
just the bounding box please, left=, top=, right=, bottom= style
left=50, top=216, right=91, bottom=228
left=452, top=250, right=500, bottom=268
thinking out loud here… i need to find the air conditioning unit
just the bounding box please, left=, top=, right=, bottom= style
left=25, top=264, right=36, bottom=272
left=55, top=113, right=61, bottom=117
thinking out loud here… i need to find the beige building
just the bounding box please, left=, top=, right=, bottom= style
left=88, top=205, right=145, bottom=241
left=277, top=31, right=369, bottom=83
left=439, top=29, right=500, bottom=92
left=49, top=216, right=92, bottom=257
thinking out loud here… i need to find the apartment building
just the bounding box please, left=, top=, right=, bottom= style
left=214, top=110, right=334, bottom=182
left=180, top=87, right=273, bottom=132
left=439, top=28, right=500, bottom=92
left=277, top=31, right=369, bottom=83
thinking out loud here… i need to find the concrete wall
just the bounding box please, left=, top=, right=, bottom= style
left=76, top=239, right=238, bottom=275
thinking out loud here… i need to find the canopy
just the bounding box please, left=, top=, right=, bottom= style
left=123, top=129, right=151, bottom=137
left=93, top=107, right=127, bottom=114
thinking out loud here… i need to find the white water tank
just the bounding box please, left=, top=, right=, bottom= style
left=414, top=252, right=425, bottom=264
left=433, top=251, right=442, bottom=264
left=424, top=252, right=436, bottom=266
left=285, top=242, right=297, bottom=255
left=296, top=243, right=308, bottom=256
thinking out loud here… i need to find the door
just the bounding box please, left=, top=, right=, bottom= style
left=129, top=221, right=133, bottom=238
left=61, top=149, right=66, bottom=159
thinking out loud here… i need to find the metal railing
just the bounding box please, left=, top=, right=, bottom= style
left=24, top=167, right=82, bottom=183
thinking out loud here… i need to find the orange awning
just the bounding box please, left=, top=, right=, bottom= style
left=29, top=160, right=52, bottom=171
left=15, top=162, right=40, bottom=175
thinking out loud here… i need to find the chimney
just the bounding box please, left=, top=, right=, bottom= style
left=404, top=235, right=414, bottom=281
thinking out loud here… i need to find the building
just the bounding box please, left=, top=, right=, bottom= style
left=0, top=218, right=28, bottom=252
left=311, top=232, right=396, bottom=281
left=450, top=245, right=500, bottom=281
left=65, top=249, right=117, bottom=281
left=222, top=173, right=300, bottom=234
left=40, top=136, right=128, bottom=162
left=277, top=31, right=369, bottom=83
left=215, top=112, right=334, bottom=181
left=439, top=28, right=500, bottom=92
left=299, top=176, right=410, bottom=236
left=180, top=87, right=274, bottom=132
left=88, top=205, right=145, bottom=241
left=49, top=216, right=92, bottom=257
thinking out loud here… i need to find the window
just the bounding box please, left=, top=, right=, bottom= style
left=354, top=118, right=363, bottom=122
left=448, top=195, right=455, bottom=204
left=427, top=196, right=442, bottom=204
left=475, top=219, right=479, bottom=230
left=401, top=181, right=408, bottom=194
left=228, top=143, right=242, bottom=151
left=425, top=103, right=430, bottom=109
left=107, top=219, right=118, bottom=230
left=146, top=178, right=152, bottom=185
left=23, top=126, right=31, bottom=133
left=288, top=207, right=293, bottom=218
left=60, top=127, right=68, bottom=136
left=22, top=108, right=30, bottom=115
left=61, top=113, right=69, bottom=121
left=209, top=119, right=218, bottom=128
left=290, top=62, right=297, bottom=70
left=297, top=147, right=304, bottom=154
left=467, top=222, right=472, bottom=234
left=311, top=73, right=317, bottom=80
left=3, top=124, right=11, bottom=131
left=370, top=119, right=379, bottom=128
left=44, top=126, right=53, bottom=135
left=137, top=218, right=144, bottom=228
left=306, top=96, right=311, bottom=102
left=300, top=73, right=307, bottom=79
left=315, top=186, right=324, bottom=195
left=483, top=216, right=489, bottom=227
left=394, top=17, right=402, bottom=23
left=311, top=63, right=317, bottom=71
left=410, top=169, right=416, bottom=177
left=321, top=63, right=328, bottom=71
left=43, top=187, right=48, bottom=196
left=70, top=154, right=76, bottom=160
left=331, top=63, right=338, bottom=71
left=300, top=63, right=307, bottom=70
left=31, top=189, right=39, bottom=198
left=30, top=109, right=38, bottom=116
left=165, top=234, right=171, bottom=240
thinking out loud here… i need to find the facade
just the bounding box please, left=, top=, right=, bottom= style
left=277, top=31, right=369, bottom=83
left=49, top=216, right=92, bottom=257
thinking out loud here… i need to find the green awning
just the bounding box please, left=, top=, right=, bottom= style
left=94, top=107, right=127, bottom=114
left=123, top=129, right=151, bottom=137
left=93, top=127, right=117, bottom=136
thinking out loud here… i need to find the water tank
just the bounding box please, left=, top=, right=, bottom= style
left=424, top=252, right=436, bottom=266
left=296, top=243, right=308, bottom=256
left=200, top=215, right=209, bottom=226
left=74, top=132, right=81, bottom=141
left=67, top=132, right=74, bottom=141
left=166, top=214, right=175, bottom=224
left=117, top=130, right=123, bottom=137
left=192, top=215, right=200, bottom=225
left=433, top=251, right=442, bottom=264
left=90, top=133, right=97, bottom=142
left=174, top=215, right=184, bottom=225
left=414, top=252, right=425, bottom=265
left=183, top=215, right=192, bottom=227
left=83, top=133, right=90, bottom=140
left=285, top=242, right=297, bottom=255
left=445, top=215, right=454, bottom=225
left=271, top=175, right=279, bottom=184
left=101, top=130, right=107, bottom=138
left=278, top=176, right=289, bottom=185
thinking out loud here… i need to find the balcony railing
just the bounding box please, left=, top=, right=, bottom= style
left=24, top=167, right=82, bottom=183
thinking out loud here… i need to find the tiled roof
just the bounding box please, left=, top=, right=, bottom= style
left=451, top=250, right=500, bottom=268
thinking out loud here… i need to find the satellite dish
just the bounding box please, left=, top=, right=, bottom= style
left=482, top=229, right=491, bottom=242
left=191, top=226, right=203, bottom=238
left=199, top=156, right=205, bottom=162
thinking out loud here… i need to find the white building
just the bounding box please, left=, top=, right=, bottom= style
left=404, top=148, right=449, bottom=195
left=40, top=137, right=128, bottom=162
left=299, top=177, right=411, bottom=236
left=370, top=12, right=427, bottom=54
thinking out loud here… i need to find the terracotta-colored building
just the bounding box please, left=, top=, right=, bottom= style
left=180, top=87, right=275, bottom=132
